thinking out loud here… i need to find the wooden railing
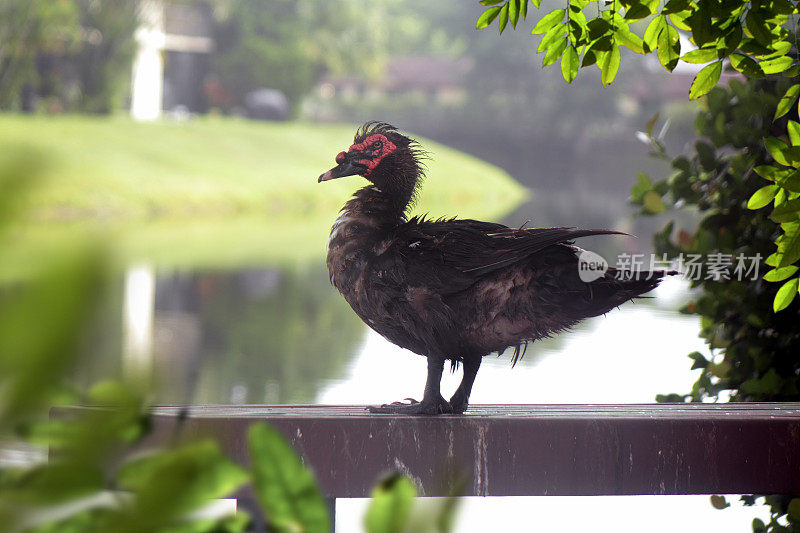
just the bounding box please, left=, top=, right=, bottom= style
left=143, top=403, right=800, bottom=498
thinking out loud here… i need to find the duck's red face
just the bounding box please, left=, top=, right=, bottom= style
left=319, top=133, right=397, bottom=182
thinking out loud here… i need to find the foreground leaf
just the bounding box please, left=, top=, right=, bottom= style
left=532, top=8, right=565, bottom=34
left=561, top=45, right=579, bottom=83
left=476, top=6, right=503, bottom=29
left=747, top=185, right=779, bottom=209
left=118, top=440, right=249, bottom=530
left=364, top=473, right=416, bottom=533
left=600, top=45, right=621, bottom=86
left=775, top=84, right=800, bottom=120
left=773, top=277, right=799, bottom=311
left=249, top=423, right=330, bottom=533
left=689, top=61, right=722, bottom=100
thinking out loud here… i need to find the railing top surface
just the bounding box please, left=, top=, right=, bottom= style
left=149, top=402, right=800, bottom=420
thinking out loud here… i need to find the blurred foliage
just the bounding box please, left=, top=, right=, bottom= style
left=210, top=0, right=388, bottom=113
left=0, top=0, right=80, bottom=109
left=311, top=2, right=631, bottom=141
left=476, top=0, right=797, bottom=95
left=249, top=423, right=330, bottom=533
left=632, top=73, right=800, bottom=531
left=364, top=473, right=461, bottom=533
left=69, top=0, right=140, bottom=114
left=0, top=0, right=138, bottom=113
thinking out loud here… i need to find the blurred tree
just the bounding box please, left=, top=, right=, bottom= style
left=209, top=0, right=386, bottom=114
left=0, top=0, right=139, bottom=114
left=0, top=0, right=80, bottom=110
left=69, top=0, right=140, bottom=114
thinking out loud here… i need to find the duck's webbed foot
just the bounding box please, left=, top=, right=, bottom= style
left=367, top=395, right=453, bottom=415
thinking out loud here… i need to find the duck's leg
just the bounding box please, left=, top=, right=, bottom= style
left=449, top=357, right=481, bottom=414
left=368, top=355, right=453, bottom=415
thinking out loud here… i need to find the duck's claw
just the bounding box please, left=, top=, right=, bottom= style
left=367, top=395, right=452, bottom=415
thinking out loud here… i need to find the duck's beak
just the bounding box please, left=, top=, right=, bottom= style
left=318, top=155, right=365, bottom=182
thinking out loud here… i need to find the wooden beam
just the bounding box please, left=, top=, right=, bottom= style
left=139, top=403, right=800, bottom=497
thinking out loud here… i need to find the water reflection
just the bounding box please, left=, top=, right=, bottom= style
left=102, top=265, right=364, bottom=404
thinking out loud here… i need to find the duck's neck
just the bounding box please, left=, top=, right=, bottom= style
left=343, top=184, right=410, bottom=226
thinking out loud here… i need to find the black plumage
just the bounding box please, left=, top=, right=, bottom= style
left=319, top=122, right=673, bottom=415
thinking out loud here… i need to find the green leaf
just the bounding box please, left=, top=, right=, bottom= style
left=687, top=5, right=714, bottom=46
left=788, top=121, right=800, bottom=146
left=600, top=45, right=621, bottom=86
left=520, top=0, right=528, bottom=20
left=688, top=351, right=709, bottom=370
left=364, top=473, right=416, bottom=533
left=764, top=265, right=798, bottom=282
left=746, top=11, right=774, bottom=47
left=777, top=221, right=800, bottom=267
left=498, top=3, right=510, bottom=33
left=479, top=0, right=505, bottom=4
left=538, top=23, right=566, bottom=53
left=662, top=0, right=690, bottom=14
left=630, top=171, right=652, bottom=202
left=643, top=14, right=665, bottom=53
left=765, top=137, right=795, bottom=166
left=642, top=190, right=665, bottom=213
left=775, top=84, right=800, bottom=120
left=532, top=8, right=566, bottom=34
left=616, top=24, right=644, bottom=54
left=777, top=169, right=800, bottom=193
left=760, top=55, right=794, bottom=74
left=787, top=498, right=800, bottom=522
left=748, top=184, right=779, bottom=209
left=754, top=165, right=781, bottom=181
left=587, top=18, right=611, bottom=41
left=119, top=441, right=249, bottom=528
left=656, top=24, right=680, bottom=71
left=729, top=54, right=765, bottom=78
left=689, top=61, right=722, bottom=100
left=623, top=3, right=651, bottom=20
left=710, top=495, right=730, bottom=509
left=509, top=0, right=520, bottom=27
left=249, top=423, right=331, bottom=533
left=561, top=45, right=580, bottom=83
left=681, top=48, right=719, bottom=64
left=770, top=197, right=800, bottom=223
left=718, top=25, right=743, bottom=55
left=773, top=277, right=798, bottom=311
left=476, top=5, right=503, bottom=29
left=543, top=37, right=568, bottom=67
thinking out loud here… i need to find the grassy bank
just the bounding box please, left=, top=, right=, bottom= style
left=1, top=115, right=526, bottom=272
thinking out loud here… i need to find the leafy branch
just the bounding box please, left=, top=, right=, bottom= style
left=476, top=0, right=797, bottom=95
left=477, top=0, right=800, bottom=313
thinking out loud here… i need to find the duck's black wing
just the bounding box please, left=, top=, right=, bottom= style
left=376, top=216, right=623, bottom=294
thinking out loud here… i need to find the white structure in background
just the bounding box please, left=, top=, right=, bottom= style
left=130, top=1, right=214, bottom=121
left=123, top=265, right=156, bottom=379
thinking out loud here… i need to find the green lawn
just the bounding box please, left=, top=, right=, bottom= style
left=0, top=115, right=526, bottom=273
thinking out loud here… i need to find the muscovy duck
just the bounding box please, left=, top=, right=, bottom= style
left=319, top=122, right=673, bottom=415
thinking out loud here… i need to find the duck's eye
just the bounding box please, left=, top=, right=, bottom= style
left=371, top=141, right=382, bottom=150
